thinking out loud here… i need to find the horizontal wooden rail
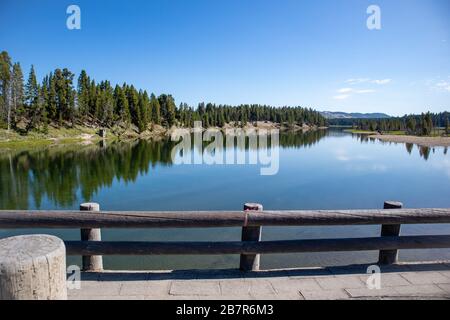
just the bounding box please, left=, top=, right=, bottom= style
left=2, top=202, right=450, bottom=271
left=65, top=235, right=450, bottom=255
left=1, top=208, right=450, bottom=229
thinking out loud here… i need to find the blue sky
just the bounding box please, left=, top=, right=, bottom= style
left=1, top=0, right=449, bottom=116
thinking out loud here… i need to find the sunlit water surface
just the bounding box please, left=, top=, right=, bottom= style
left=1, top=129, right=449, bottom=270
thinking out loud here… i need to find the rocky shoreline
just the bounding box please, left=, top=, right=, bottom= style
left=0, top=122, right=326, bottom=147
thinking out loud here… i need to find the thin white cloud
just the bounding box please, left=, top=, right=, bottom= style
left=345, top=78, right=391, bottom=85
left=333, top=94, right=351, bottom=100
left=337, top=88, right=354, bottom=93
left=334, top=78, right=385, bottom=100
left=372, top=79, right=392, bottom=85
left=436, top=81, right=450, bottom=92
left=345, top=78, right=370, bottom=85
left=334, top=149, right=372, bottom=162
left=345, top=78, right=371, bottom=85
left=428, top=77, right=450, bottom=93
left=355, top=89, right=376, bottom=94
left=334, top=88, right=375, bottom=99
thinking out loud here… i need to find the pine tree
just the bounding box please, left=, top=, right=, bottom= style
left=34, top=84, right=48, bottom=133
left=424, top=112, right=433, bottom=136
left=52, top=68, right=75, bottom=124
left=77, top=70, right=90, bottom=119
left=218, top=109, right=225, bottom=127
left=126, top=85, right=140, bottom=128
left=0, top=52, right=12, bottom=130
left=40, top=76, right=49, bottom=126
left=11, top=62, right=24, bottom=126
left=1, top=51, right=335, bottom=133
left=25, top=65, right=39, bottom=129
left=150, top=93, right=160, bottom=125
left=96, top=81, right=114, bottom=126
left=113, top=85, right=130, bottom=124
left=406, top=116, right=416, bottom=134
left=88, top=80, right=97, bottom=119
left=63, top=69, right=76, bottom=125
left=136, top=90, right=150, bottom=132
left=46, top=73, right=57, bottom=121
left=158, top=94, right=176, bottom=127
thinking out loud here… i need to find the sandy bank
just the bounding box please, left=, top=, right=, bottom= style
left=369, top=134, right=450, bottom=148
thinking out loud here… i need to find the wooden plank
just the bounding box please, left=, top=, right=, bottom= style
left=379, top=201, right=403, bottom=265
left=0, top=211, right=245, bottom=228
left=240, top=203, right=263, bottom=272
left=65, top=235, right=450, bottom=256
left=80, top=203, right=103, bottom=272
left=1, top=208, right=450, bottom=228
left=247, top=208, right=450, bottom=226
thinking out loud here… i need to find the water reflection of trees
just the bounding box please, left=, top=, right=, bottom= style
left=279, top=129, right=327, bottom=149
left=0, top=140, right=176, bottom=210
left=353, top=133, right=448, bottom=161
left=0, top=130, right=328, bottom=210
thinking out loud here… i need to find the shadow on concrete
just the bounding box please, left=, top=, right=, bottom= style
left=77, top=262, right=450, bottom=282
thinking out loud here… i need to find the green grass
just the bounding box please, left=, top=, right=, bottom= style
left=0, top=139, right=54, bottom=148
left=0, top=125, right=106, bottom=149
left=343, top=129, right=448, bottom=137
left=343, top=129, right=377, bottom=134
left=384, top=131, right=407, bottom=136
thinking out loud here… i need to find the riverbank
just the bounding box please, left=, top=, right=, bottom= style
left=344, top=129, right=410, bottom=136
left=0, top=122, right=324, bottom=148
left=0, top=125, right=110, bottom=148
left=369, top=134, right=450, bottom=148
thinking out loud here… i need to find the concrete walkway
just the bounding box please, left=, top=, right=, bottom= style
left=68, top=262, right=450, bottom=300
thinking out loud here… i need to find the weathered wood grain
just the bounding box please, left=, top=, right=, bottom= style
left=0, top=235, right=67, bottom=300
left=240, top=203, right=263, bottom=272
left=0, top=211, right=245, bottom=228
left=80, top=203, right=103, bottom=272
left=65, top=235, right=450, bottom=255
left=247, top=208, right=450, bottom=226
left=379, top=201, right=403, bottom=265
left=1, top=208, right=450, bottom=228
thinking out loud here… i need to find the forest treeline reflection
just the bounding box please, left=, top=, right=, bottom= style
left=354, top=134, right=448, bottom=161
left=0, top=130, right=328, bottom=209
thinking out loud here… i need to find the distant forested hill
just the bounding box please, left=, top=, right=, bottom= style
left=321, top=111, right=391, bottom=120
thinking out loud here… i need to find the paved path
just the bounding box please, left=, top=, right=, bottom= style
left=68, top=262, right=450, bottom=300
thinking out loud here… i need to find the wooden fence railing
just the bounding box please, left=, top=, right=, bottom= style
left=1, top=201, right=450, bottom=272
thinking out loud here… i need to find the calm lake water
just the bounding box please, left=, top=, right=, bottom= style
left=1, top=129, right=450, bottom=270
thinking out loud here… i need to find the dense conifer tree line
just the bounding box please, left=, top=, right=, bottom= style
left=0, top=52, right=326, bottom=133
left=353, top=112, right=449, bottom=136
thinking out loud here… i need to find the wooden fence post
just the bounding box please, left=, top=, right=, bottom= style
left=240, top=203, right=263, bottom=272
left=80, top=203, right=103, bottom=271
left=378, top=201, right=403, bottom=265
left=0, top=235, right=67, bottom=300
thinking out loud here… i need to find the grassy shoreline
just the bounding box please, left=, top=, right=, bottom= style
left=0, top=126, right=109, bottom=148
left=343, top=129, right=412, bottom=135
